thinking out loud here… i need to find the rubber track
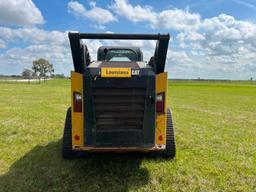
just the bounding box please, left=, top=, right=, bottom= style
left=62, top=107, right=74, bottom=159
left=165, top=108, right=176, bottom=158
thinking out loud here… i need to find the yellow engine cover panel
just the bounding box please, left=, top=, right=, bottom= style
left=155, top=72, right=168, bottom=145
left=71, top=71, right=84, bottom=147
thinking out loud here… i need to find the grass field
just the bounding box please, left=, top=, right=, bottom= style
left=0, top=79, right=255, bottom=192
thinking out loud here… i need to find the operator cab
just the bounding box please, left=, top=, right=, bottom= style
left=97, top=46, right=143, bottom=62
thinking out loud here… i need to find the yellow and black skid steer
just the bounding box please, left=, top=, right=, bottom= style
left=62, top=32, right=176, bottom=159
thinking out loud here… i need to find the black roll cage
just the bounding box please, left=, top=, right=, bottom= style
left=68, top=32, right=170, bottom=74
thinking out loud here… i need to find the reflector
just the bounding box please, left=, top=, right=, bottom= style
left=73, top=92, right=82, bottom=112
left=74, top=135, right=80, bottom=140
left=156, top=93, right=165, bottom=113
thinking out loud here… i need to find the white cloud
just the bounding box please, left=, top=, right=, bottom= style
left=177, top=31, right=205, bottom=48
left=0, top=0, right=44, bottom=26
left=168, top=13, right=256, bottom=79
left=199, top=14, right=256, bottom=56
left=175, top=14, right=256, bottom=74
left=111, top=0, right=200, bottom=31
left=68, top=1, right=117, bottom=26
left=152, top=9, right=201, bottom=31
left=0, top=27, right=68, bottom=47
left=67, top=1, right=86, bottom=17
left=111, top=0, right=156, bottom=23
left=167, top=50, right=190, bottom=61
left=0, top=39, right=6, bottom=48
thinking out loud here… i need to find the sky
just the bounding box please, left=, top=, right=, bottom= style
left=0, top=0, right=256, bottom=79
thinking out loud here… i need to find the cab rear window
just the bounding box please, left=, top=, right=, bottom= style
left=105, top=49, right=138, bottom=61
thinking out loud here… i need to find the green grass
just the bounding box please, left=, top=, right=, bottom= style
left=0, top=79, right=255, bottom=192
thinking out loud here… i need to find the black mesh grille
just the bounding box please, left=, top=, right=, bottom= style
left=94, top=88, right=145, bottom=129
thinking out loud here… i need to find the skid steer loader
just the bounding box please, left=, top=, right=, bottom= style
left=62, top=32, right=176, bottom=158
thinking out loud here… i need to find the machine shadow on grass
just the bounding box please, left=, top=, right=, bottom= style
left=0, top=140, right=150, bottom=192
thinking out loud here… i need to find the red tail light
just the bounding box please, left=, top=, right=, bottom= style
left=156, top=93, right=165, bottom=113
left=73, top=92, right=82, bottom=112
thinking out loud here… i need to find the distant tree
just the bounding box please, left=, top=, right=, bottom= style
left=21, top=69, right=33, bottom=78
left=32, top=58, right=54, bottom=78
left=250, top=77, right=253, bottom=81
